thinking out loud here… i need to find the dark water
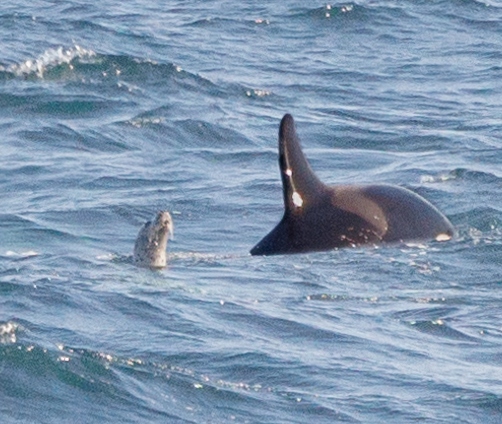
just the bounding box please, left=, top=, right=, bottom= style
left=1, top=1, right=501, bottom=423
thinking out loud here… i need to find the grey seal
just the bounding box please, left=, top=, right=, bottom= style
left=250, top=114, right=454, bottom=256
left=133, top=211, right=174, bottom=268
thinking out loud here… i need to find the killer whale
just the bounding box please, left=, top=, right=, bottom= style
left=250, top=114, right=454, bottom=256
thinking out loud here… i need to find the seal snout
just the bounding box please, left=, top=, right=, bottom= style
left=156, top=211, right=174, bottom=239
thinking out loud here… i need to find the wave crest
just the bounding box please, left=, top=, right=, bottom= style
left=0, top=321, right=19, bottom=344
left=2, top=45, right=96, bottom=78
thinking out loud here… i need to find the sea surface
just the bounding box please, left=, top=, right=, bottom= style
left=1, top=1, right=501, bottom=423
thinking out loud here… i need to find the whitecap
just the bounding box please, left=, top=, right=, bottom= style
left=0, top=321, right=19, bottom=344
left=6, top=45, right=96, bottom=78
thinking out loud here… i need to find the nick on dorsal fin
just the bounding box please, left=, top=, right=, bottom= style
left=250, top=114, right=454, bottom=256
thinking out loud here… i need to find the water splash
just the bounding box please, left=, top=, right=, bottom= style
left=325, top=4, right=354, bottom=18
left=0, top=321, right=18, bottom=344
left=245, top=88, right=271, bottom=98
left=2, top=45, right=96, bottom=78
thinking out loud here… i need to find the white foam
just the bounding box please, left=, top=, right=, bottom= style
left=420, top=173, right=455, bottom=184
left=0, top=321, right=18, bottom=344
left=245, top=89, right=271, bottom=97
left=5, top=45, right=96, bottom=78
left=5, top=250, right=39, bottom=258
left=435, top=233, right=452, bottom=242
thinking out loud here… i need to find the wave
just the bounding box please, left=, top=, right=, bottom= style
left=185, top=16, right=270, bottom=28
left=3, top=333, right=343, bottom=423
left=0, top=321, right=18, bottom=344
left=290, top=4, right=359, bottom=20
left=0, top=45, right=96, bottom=79
left=432, top=168, right=501, bottom=184
left=0, top=45, right=217, bottom=93
left=286, top=2, right=419, bottom=34
left=393, top=307, right=480, bottom=342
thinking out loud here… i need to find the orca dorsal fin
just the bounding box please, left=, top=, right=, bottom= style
left=279, top=114, right=325, bottom=213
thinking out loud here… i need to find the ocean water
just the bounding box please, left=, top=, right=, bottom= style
left=1, top=1, right=501, bottom=423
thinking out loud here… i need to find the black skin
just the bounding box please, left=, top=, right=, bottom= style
left=250, top=114, right=454, bottom=256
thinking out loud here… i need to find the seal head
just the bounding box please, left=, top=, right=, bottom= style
left=133, top=211, right=173, bottom=268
